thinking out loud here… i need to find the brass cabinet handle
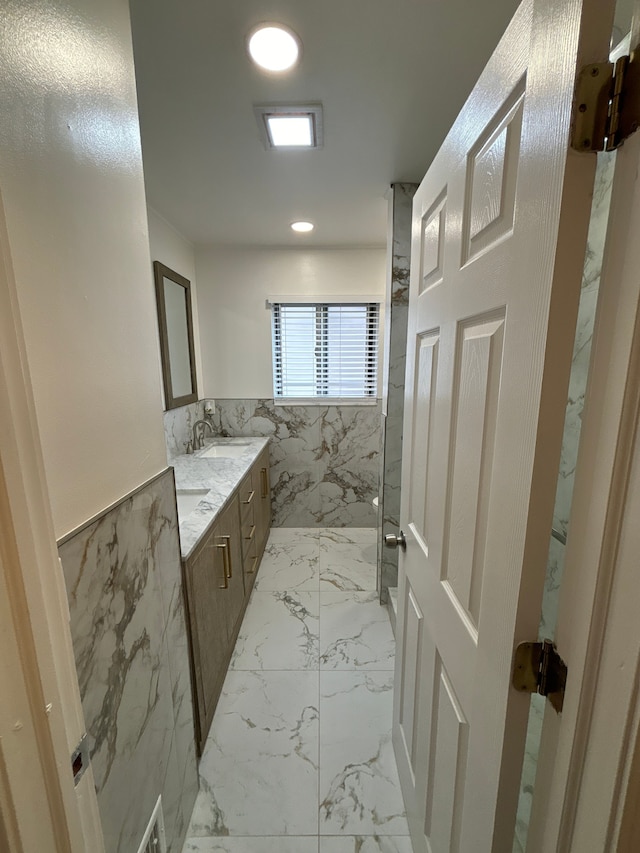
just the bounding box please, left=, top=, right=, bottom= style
left=220, top=534, right=232, bottom=578
left=245, top=524, right=256, bottom=541
left=243, top=490, right=255, bottom=505
left=216, top=543, right=228, bottom=589
left=246, top=554, right=259, bottom=574
left=260, top=467, right=269, bottom=498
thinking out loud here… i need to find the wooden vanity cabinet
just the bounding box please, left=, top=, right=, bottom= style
left=254, top=445, right=271, bottom=558
left=239, top=446, right=272, bottom=596
left=238, top=471, right=259, bottom=595
left=182, top=447, right=273, bottom=754
left=183, top=497, right=243, bottom=753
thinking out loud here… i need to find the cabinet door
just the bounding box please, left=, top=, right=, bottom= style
left=240, top=471, right=259, bottom=595
left=216, top=496, right=244, bottom=641
left=185, top=528, right=231, bottom=749
left=256, top=446, right=271, bottom=554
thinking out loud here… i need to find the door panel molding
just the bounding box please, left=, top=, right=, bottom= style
left=393, top=0, right=617, bottom=851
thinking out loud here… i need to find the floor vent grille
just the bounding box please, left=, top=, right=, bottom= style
left=136, top=796, right=167, bottom=853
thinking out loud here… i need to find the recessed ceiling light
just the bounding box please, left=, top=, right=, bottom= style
left=254, top=104, right=324, bottom=150
left=291, top=221, right=314, bottom=233
left=267, top=115, right=312, bottom=147
left=247, top=24, right=300, bottom=73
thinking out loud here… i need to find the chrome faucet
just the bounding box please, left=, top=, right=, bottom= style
left=192, top=419, right=214, bottom=450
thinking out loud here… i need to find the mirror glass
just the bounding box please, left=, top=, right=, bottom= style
left=153, top=261, right=198, bottom=409
left=163, top=277, right=192, bottom=398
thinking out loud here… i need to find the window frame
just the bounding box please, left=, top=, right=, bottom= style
left=270, top=300, right=381, bottom=404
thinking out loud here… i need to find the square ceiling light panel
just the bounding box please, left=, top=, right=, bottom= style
left=254, top=104, right=324, bottom=150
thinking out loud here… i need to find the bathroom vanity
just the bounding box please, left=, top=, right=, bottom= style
left=171, top=437, right=271, bottom=753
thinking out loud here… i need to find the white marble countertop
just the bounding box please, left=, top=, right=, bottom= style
left=170, top=437, right=270, bottom=560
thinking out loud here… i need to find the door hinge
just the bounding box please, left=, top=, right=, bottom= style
left=572, top=53, right=640, bottom=152
left=512, top=639, right=567, bottom=713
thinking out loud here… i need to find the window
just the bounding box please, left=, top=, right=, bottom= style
left=271, top=302, right=379, bottom=400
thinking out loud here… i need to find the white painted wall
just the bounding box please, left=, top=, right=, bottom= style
left=0, top=0, right=167, bottom=539
left=195, top=247, right=386, bottom=398
left=147, top=207, right=204, bottom=405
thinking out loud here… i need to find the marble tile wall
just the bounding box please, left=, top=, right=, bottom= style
left=163, top=400, right=206, bottom=458
left=540, top=149, right=615, bottom=637
left=378, top=183, right=417, bottom=603
left=514, top=150, right=616, bottom=852
left=58, top=468, right=198, bottom=853
left=208, top=399, right=381, bottom=528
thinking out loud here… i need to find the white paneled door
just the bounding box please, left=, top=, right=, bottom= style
left=392, top=0, right=616, bottom=851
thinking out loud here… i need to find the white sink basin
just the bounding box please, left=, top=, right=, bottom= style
left=176, top=488, right=209, bottom=519
left=198, top=444, right=250, bottom=459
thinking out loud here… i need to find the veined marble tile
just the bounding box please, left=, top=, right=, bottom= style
left=378, top=186, right=416, bottom=601
left=387, top=312, right=409, bottom=394
left=183, top=838, right=318, bottom=852
left=319, top=672, right=408, bottom=836
left=210, top=399, right=381, bottom=529
left=320, top=528, right=377, bottom=545
left=191, top=671, right=319, bottom=836
left=320, top=592, right=395, bottom=670
left=164, top=400, right=206, bottom=458
left=254, top=532, right=320, bottom=592
left=319, top=530, right=377, bottom=592
left=320, top=838, right=414, bottom=852
left=154, top=480, right=198, bottom=843
left=319, top=481, right=377, bottom=528
left=213, top=399, right=323, bottom=448
left=514, top=693, right=545, bottom=853
left=320, top=407, right=380, bottom=467
left=537, top=151, right=614, bottom=646
left=163, top=733, right=192, bottom=852
left=539, top=535, right=565, bottom=641
left=270, top=462, right=323, bottom=527
left=390, top=183, right=417, bottom=307
left=266, top=400, right=323, bottom=443
left=230, top=591, right=320, bottom=670
left=319, top=406, right=380, bottom=529
left=167, top=672, right=199, bottom=847
left=516, top=152, right=616, bottom=850
left=209, top=399, right=264, bottom=437
left=59, top=469, right=191, bottom=853
left=97, top=653, right=174, bottom=853
left=266, top=527, right=321, bottom=546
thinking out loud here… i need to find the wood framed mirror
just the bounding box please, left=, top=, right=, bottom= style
left=153, top=261, right=198, bottom=410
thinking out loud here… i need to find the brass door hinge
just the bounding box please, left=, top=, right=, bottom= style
left=572, top=53, right=640, bottom=152
left=512, top=639, right=567, bottom=713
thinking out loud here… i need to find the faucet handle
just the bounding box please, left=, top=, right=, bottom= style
left=185, top=439, right=194, bottom=455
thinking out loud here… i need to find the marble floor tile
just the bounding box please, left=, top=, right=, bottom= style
left=320, top=838, right=413, bottom=853
left=320, top=592, right=395, bottom=670
left=254, top=533, right=320, bottom=592
left=182, top=529, right=407, bottom=853
left=230, top=591, right=319, bottom=670
left=319, top=536, right=377, bottom=592
left=266, top=527, right=321, bottom=546
left=319, top=673, right=408, bottom=836
left=319, top=528, right=377, bottom=545
left=190, top=671, right=319, bottom=837
left=184, top=838, right=318, bottom=852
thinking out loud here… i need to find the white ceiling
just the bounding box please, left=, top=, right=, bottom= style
left=128, top=0, right=536, bottom=248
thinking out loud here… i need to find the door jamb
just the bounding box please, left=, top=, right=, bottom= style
left=529, top=13, right=640, bottom=843
left=0, top=186, right=104, bottom=851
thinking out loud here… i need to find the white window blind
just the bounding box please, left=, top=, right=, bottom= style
left=272, top=302, right=379, bottom=399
